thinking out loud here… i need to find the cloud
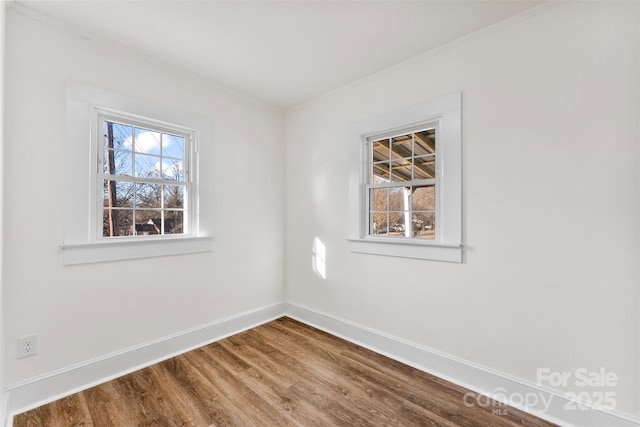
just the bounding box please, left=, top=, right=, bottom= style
left=124, top=130, right=167, bottom=154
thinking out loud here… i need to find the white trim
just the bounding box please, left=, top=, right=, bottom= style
left=348, top=92, right=462, bottom=262
left=1, top=394, right=9, bottom=427
left=285, top=302, right=640, bottom=427
left=64, top=81, right=214, bottom=264
left=94, top=109, right=196, bottom=241
left=4, top=303, right=286, bottom=419
left=0, top=2, right=5, bottom=426
left=347, top=238, right=462, bottom=262
left=61, top=236, right=214, bottom=265
left=66, top=82, right=212, bottom=132
left=4, top=301, right=638, bottom=427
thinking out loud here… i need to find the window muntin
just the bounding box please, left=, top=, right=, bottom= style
left=367, top=127, right=437, bottom=240
left=98, top=113, right=192, bottom=239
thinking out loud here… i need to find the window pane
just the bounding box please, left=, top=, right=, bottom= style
left=135, top=211, right=162, bottom=235
left=414, top=155, right=436, bottom=180
left=102, top=209, right=133, bottom=237
left=96, top=111, right=195, bottom=243
left=112, top=123, right=133, bottom=149
left=370, top=188, right=388, bottom=212
left=414, top=129, right=436, bottom=156
left=372, top=139, right=390, bottom=162
left=414, top=212, right=435, bottom=239
left=390, top=159, right=411, bottom=182
left=412, top=185, right=435, bottom=211
left=134, top=128, right=161, bottom=155
left=103, top=149, right=112, bottom=174
left=104, top=121, right=133, bottom=152
left=368, top=130, right=438, bottom=238
left=389, top=187, right=409, bottom=211
left=391, top=134, right=412, bottom=159
left=164, top=185, right=184, bottom=209
left=165, top=210, right=184, bottom=234
left=103, top=121, right=133, bottom=175
left=135, top=154, right=161, bottom=179
left=104, top=149, right=133, bottom=176
left=161, top=159, right=184, bottom=181
left=162, top=134, right=184, bottom=159
left=388, top=212, right=408, bottom=235
left=372, top=162, right=390, bottom=182
left=103, top=180, right=133, bottom=208
left=136, top=183, right=162, bottom=209
left=370, top=212, right=388, bottom=236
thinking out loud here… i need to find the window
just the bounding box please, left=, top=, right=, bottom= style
left=63, top=82, right=213, bottom=265
left=97, top=112, right=193, bottom=239
left=368, top=127, right=437, bottom=240
left=348, top=93, right=462, bottom=262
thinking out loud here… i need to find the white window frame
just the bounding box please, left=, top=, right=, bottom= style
left=62, top=82, right=214, bottom=265
left=92, top=109, right=195, bottom=241
left=348, top=92, right=462, bottom=262
left=365, top=124, right=438, bottom=240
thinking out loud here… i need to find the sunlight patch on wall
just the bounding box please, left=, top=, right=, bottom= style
left=312, top=237, right=327, bottom=279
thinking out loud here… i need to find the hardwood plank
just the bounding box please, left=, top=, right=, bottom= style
left=259, top=320, right=461, bottom=426
left=181, top=347, right=293, bottom=426
left=13, top=402, right=53, bottom=427
left=13, top=317, right=558, bottom=427
left=141, top=363, right=211, bottom=426
left=273, top=318, right=551, bottom=427
left=112, top=370, right=180, bottom=426
left=45, top=392, right=92, bottom=427
left=83, top=381, right=137, bottom=426
left=160, top=350, right=255, bottom=426
left=268, top=319, right=540, bottom=427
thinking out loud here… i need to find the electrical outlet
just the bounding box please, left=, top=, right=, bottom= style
left=18, top=335, right=38, bottom=359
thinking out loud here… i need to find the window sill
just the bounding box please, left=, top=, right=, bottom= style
left=61, top=236, right=214, bottom=265
left=347, top=238, right=462, bottom=262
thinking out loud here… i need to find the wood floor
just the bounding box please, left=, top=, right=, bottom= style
left=14, top=317, right=557, bottom=427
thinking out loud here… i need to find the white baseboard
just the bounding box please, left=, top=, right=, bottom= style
left=4, top=301, right=638, bottom=427
left=285, top=302, right=640, bottom=427
left=4, top=302, right=286, bottom=424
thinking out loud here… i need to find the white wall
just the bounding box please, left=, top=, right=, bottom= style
left=285, top=1, right=639, bottom=418
left=4, top=7, right=284, bottom=384
left=4, top=0, right=639, bottom=422
left=0, top=0, right=6, bottom=420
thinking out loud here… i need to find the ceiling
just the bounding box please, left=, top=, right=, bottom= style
left=18, top=1, right=541, bottom=108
